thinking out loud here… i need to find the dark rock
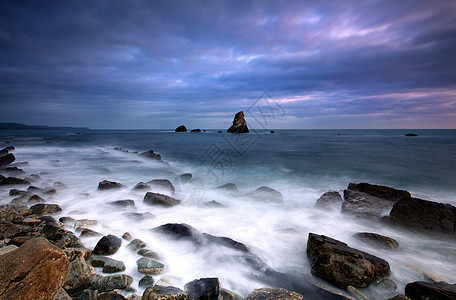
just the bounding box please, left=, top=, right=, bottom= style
left=3, top=166, right=24, bottom=175
left=91, top=274, right=133, bottom=292
left=55, top=288, right=72, bottom=300
left=133, top=182, right=150, bottom=190
left=405, top=281, right=456, bottom=299
left=97, top=291, right=127, bottom=300
left=27, top=185, right=42, bottom=192
left=126, top=238, right=146, bottom=251
left=28, top=194, right=45, bottom=203
left=0, top=238, right=70, bottom=300
left=148, top=179, right=175, bottom=195
left=91, top=256, right=126, bottom=274
left=30, top=203, right=62, bottom=215
left=109, top=199, right=135, bottom=208
left=43, top=187, right=57, bottom=195
left=0, top=153, right=15, bottom=167
left=348, top=183, right=411, bottom=201
left=136, top=257, right=165, bottom=274
left=387, top=296, right=410, bottom=300
left=0, top=149, right=7, bottom=156
left=191, top=128, right=202, bottom=133
left=354, top=232, right=399, bottom=250
left=0, top=206, right=24, bottom=223
left=79, top=228, right=103, bottom=238
left=122, top=232, right=133, bottom=241
left=0, top=222, right=26, bottom=239
left=245, top=288, right=303, bottom=300
left=143, top=192, right=181, bottom=207
left=178, top=173, right=193, bottom=184
left=93, top=235, right=122, bottom=255
left=220, top=288, right=243, bottom=300
left=22, top=217, right=42, bottom=226
left=1, top=176, right=30, bottom=185
left=64, top=247, right=92, bottom=262
left=139, top=150, right=161, bottom=161
left=39, top=215, right=57, bottom=223
left=405, top=133, right=418, bottom=136
left=139, top=275, right=155, bottom=289
left=306, top=233, right=390, bottom=288
left=98, top=180, right=123, bottom=190
left=175, top=125, right=188, bottom=132
left=63, top=257, right=93, bottom=295
left=8, top=188, right=28, bottom=196
left=389, top=197, right=456, bottom=234
left=270, top=131, right=275, bottom=134
left=138, top=249, right=160, bottom=260
left=216, top=183, right=238, bottom=192
left=142, top=286, right=189, bottom=300
left=315, top=191, right=343, bottom=210
left=40, top=223, right=85, bottom=249
left=124, top=212, right=155, bottom=222
left=78, top=289, right=98, bottom=300
left=218, top=131, right=223, bottom=133
left=184, top=277, right=220, bottom=300
left=227, top=111, right=249, bottom=133
left=342, top=190, right=392, bottom=216
left=59, top=216, right=76, bottom=225
left=246, top=186, right=284, bottom=203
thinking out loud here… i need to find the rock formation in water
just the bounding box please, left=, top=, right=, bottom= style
left=227, top=111, right=249, bottom=133
left=175, top=125, right=187, bottom=132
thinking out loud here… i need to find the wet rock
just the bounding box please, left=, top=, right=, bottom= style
left=41, top=223, right=85, bottom=249
left=0, top=238, right=70, bottom=299
left=184, top=277, right=220, bottom=300
left=353, top=232, right=399, bottom=250
left=342, top=190, right=392, bottom=216
left=22, top=217, right=42, bottom=226
left=142, top=286, right=189, bottom=300
left=388, top=197, right=456, bottom=235
left=216, top=183, right=238, bottom=192
left=91, top=274, right=133, bottom=292
left=0, top=153, right=15, bottom=167
left=63, top=257, right=93, bottom=295
left=93, top=235, right=122, bottom=255
left=133, top=182, right=150, bottom=190
left=60, top=216, right=76, bottom=225
left=191, top=128, right=202, bottom=133
left=28, top=194, right=46, bottom=203
left=0, top=206, right=24, bottom=223
left=97, top=291, right=127, bottom=300
left=0, top=176, right=30, bottom=185
left=44, top=187, right=57, bottom=195
left=374, top=279, right=398, bottom=299
left=245, top=288, right=303, bottom=300
left=147, top=179, right=175, bottom=195
left=175, top=125, right=188, bottom=132
left=178, top=173, right=192, bottom=185
left=0, top=244, right=18, bottom=256
left=0, top=222, right=26, bottom=239
left=9, top=188, right=28, bottom=196
left=315, top=191, right=343, bottom=210
left=139, top=150, right=161, bottom=161
left=30, top=203, right=62, bottom=215
left=90, top=256, right=126, bottom=274
left=28, top=185, right=42, bottom=192
left=127, top=238, right=146, bottom=251
left=109, top=199, right=135, bottom=208
left=219, top=288, right=243, bottom=300
left=64, top=247, right=92, bottom=262
left=139, top=275, right=155, bottom=289
left=137, top=257, right=165, bottom=274
left=306, top=233, right=390, bottom=288
left=405, top=281, right=456, bottom=299
left=75, top=219, right=98, bottom=229
left=405, top=133, right=418, bottom=136
left=348, top=183, right=411, bottom=201
left=39, top=215, right=57, bottom=223
left=127, top=295, right=142, bottom=300
left=98, top=180, right=124, bottom=190
left=55, top=287, right=72, bottom=300
left=246, top=186, right=284, bottom=203
left=138, top=249, right=160, bottom=260
left=143, top=192, right=181, bottom=207
left=227, top=111, right=249, bottom=133
left=79, top=228, right=103, bottom=238
left=122, top=232, right=133, bottom=241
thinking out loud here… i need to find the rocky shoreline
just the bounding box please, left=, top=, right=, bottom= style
left=1, top=146, right=456, bottom=300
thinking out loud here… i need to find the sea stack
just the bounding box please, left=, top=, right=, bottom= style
left=227, top=111, right=249, bottom=133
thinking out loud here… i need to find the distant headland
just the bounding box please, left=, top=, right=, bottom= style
left=0, top=123, right=91, bottom=131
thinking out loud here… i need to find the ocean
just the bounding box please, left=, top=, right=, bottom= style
left=1, top=129, right=455, bottom=298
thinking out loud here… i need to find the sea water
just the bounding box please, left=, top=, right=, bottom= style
left=1, top=129, right=455, bottom=298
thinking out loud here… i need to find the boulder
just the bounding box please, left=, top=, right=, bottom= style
left=0, top=222, right=26, bottom=239
left=405, top=281, right=456, bottom=299
left=348, top=183, right=411, bottom=201
left=190, top=128, right=202, bottom=133
left=133, top=182, right=150, bottom=190
left=0, top=206, right=24, bottom=223
left=30, top=203, right=62, bottom=215
left=138, top=249, right=160, bottom=260
left=98, top=180, right=123, bottom=190
left=91, top=274, right=133, bottom=292
left=63, top=257, right=93, bottom=295
left=9, top=188, right=29, bottom=196
left=246, top=186, right=283, bottom=203
left=93, top=235, right=122, bottom=255
left=220, top=288, right=243, bottom=300
left=216, top=183, right=238, bottom=192
left=39, top=215, right=57, bottom=223
left=122, top=232, right=133, bottom=241
left=40, top=223, right=85, bottom=249
left=184, top=278, right=220, bottom=300
left=139, top=150, right=161, bottom=161
left=78, top=228, right=102, bottom=238
left=342, top=190, right=392, bottom=216
left=97, top=291, right=127, bottom=300
left=74, top=219, right=98, bottom=229
left=315, top=191, right=343, bottom=210
left=0, top=238, right=70, bottom=299
left=63, top=247, right=92, bottom=262
left=142, top=286, right=189, bottom=300
left=227, top=111, right=249, bottom=133
left=175, top=125, right=188, bottom=132
left=1, top=176, right=30, bottom=185
left=353, top=232, right=399, bottom=250
left=136, top=257, right=165, bottom=275
left=126, top=239, right=146, bottom=251
left=306, top=233, right=390, bottom=288
left=388, top=197, right=456, bottom=234
left=28, top=194, right=46, bottom=203
left=91, top=256, right=126, bottom=273
left=143, top=192, right=181, bottom=207
left=147, top=179, right=175, bottom=195
left=0, top=153, right=15, bottom=167
left=245, top=288, right=303, bottom=300
left=139, top=275, right=155, bottom=289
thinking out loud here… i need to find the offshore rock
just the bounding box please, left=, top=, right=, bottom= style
left=315, top=191, right=343, bottom=210
left=348, top=183, right=411, bottom=201
left=227, top=111, right=249, bottom=133
left=175, top=125, right=188, bottom=132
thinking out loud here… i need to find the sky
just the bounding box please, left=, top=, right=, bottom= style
left=1, top=0, right=456, bottom=129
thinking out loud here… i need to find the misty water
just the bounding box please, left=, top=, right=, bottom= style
left=1, top=129, right=455, bottom=298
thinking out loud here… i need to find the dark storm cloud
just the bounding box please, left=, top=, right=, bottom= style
left=0, top=0, right=455, bottom=128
